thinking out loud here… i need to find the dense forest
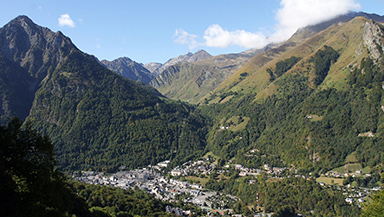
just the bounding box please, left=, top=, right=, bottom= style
left=204, top=172, right=360, bottom=216
left=26, top=50, right=209, bottom=172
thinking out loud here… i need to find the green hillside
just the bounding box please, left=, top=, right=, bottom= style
left=151, top=52, right=257, bottom=104
left=199, top=17, right=384, bottom=173
left=28, top=46, right=208, bottom=172
left=0, top=16, right=208, bottom=172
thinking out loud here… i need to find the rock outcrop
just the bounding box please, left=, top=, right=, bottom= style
left=363, top=20, right=384, bottom=61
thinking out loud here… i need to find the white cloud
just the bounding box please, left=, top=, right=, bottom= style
left=174, top=0, right=361, bottom=50
left=203, top=24, right=269, bottom=49
left=173, top=29, right=198, bottom=49
left=271, top=0, right=361, bottom=42
left=58, top=14, right=75, bottom=28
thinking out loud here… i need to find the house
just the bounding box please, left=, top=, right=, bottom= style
left=264, top=164, right=271, bottom=170
left=345, top=198, right=354, bottom=204
left=171, top=169, right=183, bottom=176
left=235, top=164, right=243, bottom=170
left=239, top=172, right=247, bottom=176
left=273, top=167, right=286, bottom=173
left=190, top=190, right=201, bottom=196
left=158, top=160, right=170, bottom=167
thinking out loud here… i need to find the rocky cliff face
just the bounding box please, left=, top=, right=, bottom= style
left=0, top=16, right=76, bottom=81
left=100, top=57, right=155, bottom=84
left=0, top=16, right=78, bottom=122
left=363, top=19, right=384, bottom=61
left=143, top=62, right=162, bottom=75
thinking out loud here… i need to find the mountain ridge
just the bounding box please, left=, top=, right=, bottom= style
left=100, top=56, right=155, bottom=84
left=144, top=49, right=212, bottom=75
left=0, top=15, right=79, bottom=122
left=206, top=12, right=384, bottom=102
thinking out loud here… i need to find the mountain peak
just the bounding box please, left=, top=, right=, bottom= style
left=144, top=50, right=213, bottom=75
left=0, top=15, right=78, bottom=81
left=11, top=15, right=33, bottom=23
left=6, top=15, right=36, bottom=29
left=189, top=49, right=212, bottom=62
left=100, top=56, right=155, bottom=84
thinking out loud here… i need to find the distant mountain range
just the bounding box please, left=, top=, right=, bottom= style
left=145, top=49, right=212, bottom=75
left=101, top=48, right=266, bottom=103
left=100, top=57, right=155, bottom=84
left=147, top=48, right=269, bottom=103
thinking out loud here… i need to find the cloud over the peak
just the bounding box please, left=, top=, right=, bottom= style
left=58, top=14, right=75, bottom=28
left=174, top=0, right=361, bottom=50
left=271, top=0, right=361, bottom=42
left=203, top=25, right=269, bottom=49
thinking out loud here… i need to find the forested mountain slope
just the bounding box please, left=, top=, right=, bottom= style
left=0, top=16, right=77, bottom=123
left=0, top=16, right=208, bottom=172
left=199, top=16, right=384, bottom=173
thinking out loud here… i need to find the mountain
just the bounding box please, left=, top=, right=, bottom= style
left=0, top=16, right=207, bottom=171
left=200, top=14, right=384, bottom=174
left=0, top=16, right=77, bottom=123
left=147, top=13, right=384, bottom=105
left=208, top=12, right=384, bottom=101
left=100, top=57, right=155, bottom=84
left=143, top=62, right=162, bottom=75
left=149, top=48, right=267, bottom=103
left=144, top=49, right=212, bottom=75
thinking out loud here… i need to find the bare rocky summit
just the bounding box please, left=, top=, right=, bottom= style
left=100, top=57, right=155, bottom=84
left=144, top=50, right=212, bottom=75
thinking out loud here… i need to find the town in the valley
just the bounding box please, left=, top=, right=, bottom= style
left=74, top=154, right=380, bottom=216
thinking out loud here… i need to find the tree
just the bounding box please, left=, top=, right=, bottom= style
left=0, top=117, right=90, bottom=217
left=361, top=190, right=384, bottom=217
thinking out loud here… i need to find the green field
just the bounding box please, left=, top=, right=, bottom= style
left=345, top=151, right=358, bottom=163
left=308, top=115, right=324, bottom=122
left=185, top=176, right=209, bottom=186
left=316, top=176, right=344, bottom=186
left=220, top=116, right=251, bottom=132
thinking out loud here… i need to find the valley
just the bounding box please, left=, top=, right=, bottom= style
left=1, top=10, right=384, bottom=217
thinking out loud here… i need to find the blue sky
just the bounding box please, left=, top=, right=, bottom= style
left=1, top=0, right=384, bottom=64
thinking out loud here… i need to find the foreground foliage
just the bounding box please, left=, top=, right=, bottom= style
left=0, top=118, right=176, bottom=217
left=69, top=181, right=172, bottom=217
left=0, top=117, right=90, bottom=217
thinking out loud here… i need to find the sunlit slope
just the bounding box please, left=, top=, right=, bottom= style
left=206, top=17, right=374, bottom=103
